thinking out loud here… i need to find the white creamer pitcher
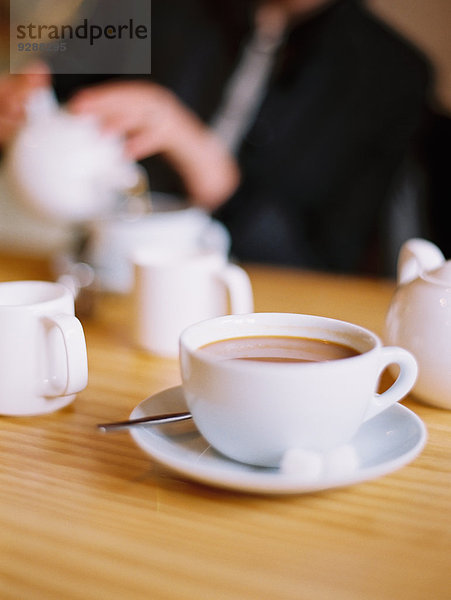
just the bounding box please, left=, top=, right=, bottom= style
left=385, top=238, right=451, bottom=409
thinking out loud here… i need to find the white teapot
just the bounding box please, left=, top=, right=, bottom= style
left=385, top=238, right=451, bottom=409
left=4, top=88, right=140, bottom=224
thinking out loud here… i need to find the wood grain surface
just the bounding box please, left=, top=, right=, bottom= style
left=0, top=254, right=449, bottom=600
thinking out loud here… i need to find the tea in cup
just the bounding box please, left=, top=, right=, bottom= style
left=132, top=247, right=253, bottom=357
left=179, top=313, right=418, bottom=467
left=0, top=280, right=88, bottom=416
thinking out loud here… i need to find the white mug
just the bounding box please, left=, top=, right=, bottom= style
left=179, top=313, right=418, bottom=467
left=132, top=247, right=254, bottom=357
left=0, top=280, right=88, bottom=416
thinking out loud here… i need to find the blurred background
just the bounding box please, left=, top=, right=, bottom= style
left=0, top=0, right=449, bottom=266
left=370, top=0, right=451, bottom=113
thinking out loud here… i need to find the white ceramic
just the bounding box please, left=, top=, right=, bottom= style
left=179, top=313, right=418, bottom=467
left=0, top=280, right=88, bottom=416
left=132, top=247, right=253, bottom=357
left=129, top=386, right=427, bottom=494
left=85, top=197, right=231, bottom=293
left=5, top=88, right=139, bottom=224
left=385, top=238, right=451, bottom=409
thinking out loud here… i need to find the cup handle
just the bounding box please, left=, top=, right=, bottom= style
left=217, top=263, right=254, bottom=314
left=363, top=346, right=418, bottom=422
left=41, top=314, right=88, bottom=398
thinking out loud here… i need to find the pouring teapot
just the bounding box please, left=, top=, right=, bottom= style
left=385, top=238, right=451, bottom=409
left=4, top=87, right=141, bottom=224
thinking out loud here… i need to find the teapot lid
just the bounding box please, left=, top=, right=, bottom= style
left=397, top=238, right=445, bottom=285
left=425, top=261, right=451, bottom=284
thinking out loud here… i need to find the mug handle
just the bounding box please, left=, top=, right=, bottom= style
left=363, top=346, right=418, bottom=422
left=41, top=314, right=88, bottom=398
left=217, top=263, right=254, bottom=314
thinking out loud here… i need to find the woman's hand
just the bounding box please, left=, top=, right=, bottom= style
left=68, top=81, right=239, bottom=209
left=0, top=61, right=51, bottom=145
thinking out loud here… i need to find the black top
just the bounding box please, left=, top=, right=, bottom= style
left=56, top=0, right=434, bottom=274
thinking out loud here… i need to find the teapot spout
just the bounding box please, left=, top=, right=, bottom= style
left=397, top=238, right=445, bottom=285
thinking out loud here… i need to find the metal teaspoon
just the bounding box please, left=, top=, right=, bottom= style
left=97, top=411, right=192, bottom=432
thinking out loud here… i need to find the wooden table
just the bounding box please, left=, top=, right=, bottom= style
left=1, top=253, right=450, bottom=600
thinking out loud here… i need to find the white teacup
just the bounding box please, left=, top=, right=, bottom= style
left=179, top=313, right=418, bottom=467
left=0, top=280, right=88, bottom=416
left=132, top=247, right=254, bottom=357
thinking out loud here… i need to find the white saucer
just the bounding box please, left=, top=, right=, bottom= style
left=129, top=386, right=427, bottom=495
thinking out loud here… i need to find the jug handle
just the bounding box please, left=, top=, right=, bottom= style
left=397, top=238, right=445, bottom=285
